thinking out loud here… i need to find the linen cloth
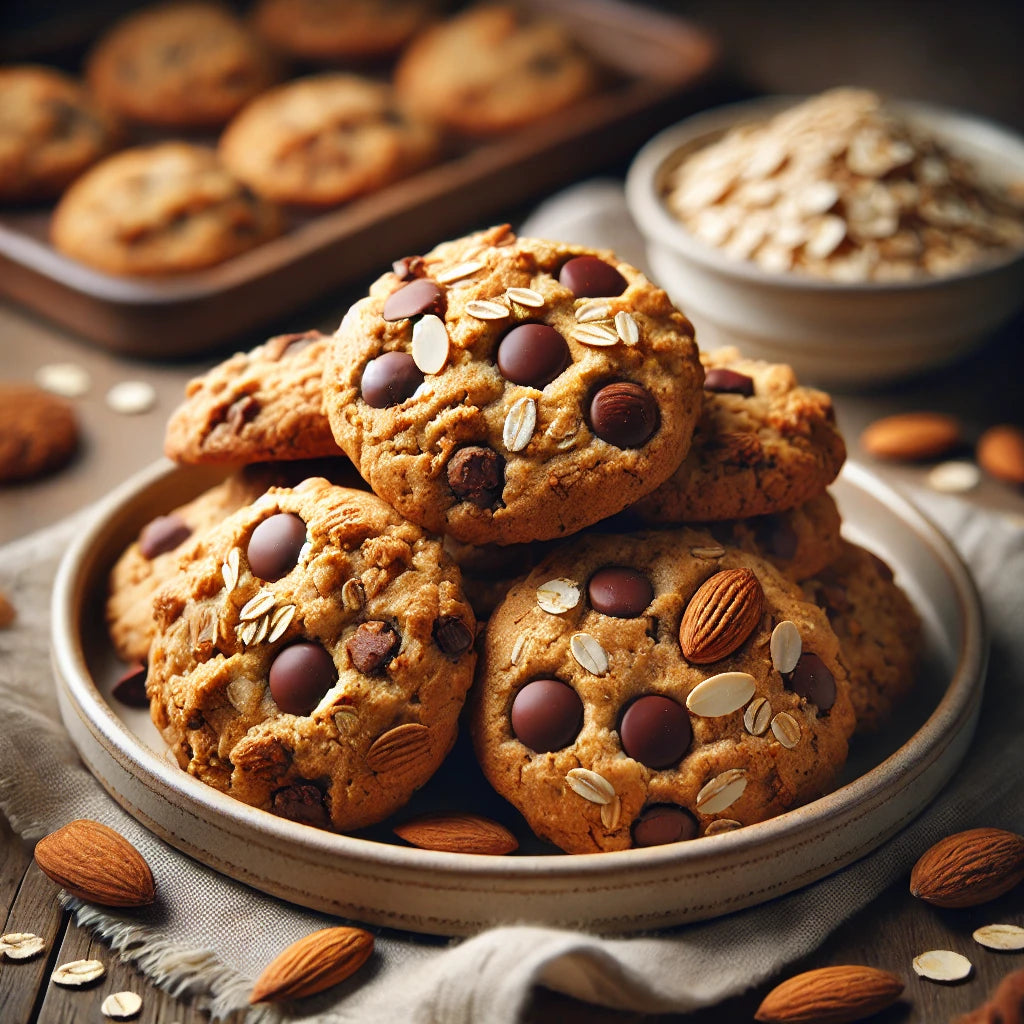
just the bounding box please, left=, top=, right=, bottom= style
left=2, top=184, right=1023, bottom=1023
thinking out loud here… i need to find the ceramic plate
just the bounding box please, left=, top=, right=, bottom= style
left=51, top=460, right=986, bottom=936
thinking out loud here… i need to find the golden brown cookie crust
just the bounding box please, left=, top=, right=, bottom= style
left=0, top=65, right=120, bottom=202
left=146, top=479, right=476, bottom=831
left=324, top=225, right=704, bottom=546
left=471, top=528, right=855, bottom=854
left=633, top=347, right=847, bottom=524
left=50, top=142, right=283, bottom=275
left=86, top=1, right=279, bottom=128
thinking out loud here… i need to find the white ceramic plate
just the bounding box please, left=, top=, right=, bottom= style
left=52, top=460, right=986, bottom=936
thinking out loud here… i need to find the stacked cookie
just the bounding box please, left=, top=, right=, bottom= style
left=106, top=225, right=921, bottom=852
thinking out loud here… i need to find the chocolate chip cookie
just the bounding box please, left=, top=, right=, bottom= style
left=802, top=540, right=921, bottom=732
left=324, top=225, right=705, bottom=546
left=164, top=331, right=345, bottom=464
left=632, top=348, right=846, bottom=524
left=393, top=3, right=597, bottom=136
left=86, top=1, right=279, bottom=128
left=218, top=73, right=438, bottom=207
left=0, top=65, right=120, bottom=203
left=146, top=478, right=477, bottom=831
left=51, top=142, right=283, bottom=275
left=471, top=528, right=855, bottom=854
left=0, top=384, right=79, bottom=483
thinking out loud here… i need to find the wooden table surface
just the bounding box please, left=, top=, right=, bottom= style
left=3, top=2, right=1024, bottom=1020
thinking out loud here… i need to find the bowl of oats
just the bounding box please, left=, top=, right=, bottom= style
left=625, top=89, right=1024, bottom=387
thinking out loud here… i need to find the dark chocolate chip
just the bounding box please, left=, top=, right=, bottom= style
left=558, top=255, right=628, bottom=298
left=496, top=323, right=570, bottom=388
left=269, top=642, right=337, bottom=715
left=587, top=566, right=653, bottom=618
left=383, top=278, right=445, bottom=321
left=225, top=394, right=260, bottom=433
left=433, top=615, right=473, bottom=657
left=786, top=652, right=836, bottom=712
left=753, top=514, right=798, bottom=561
left=361, top=351, right=423, bottom=408
left=589, top=381, right=659, bottom=448
left=247, top=512, right=307, bottom=581
left=346, top=621, right=400, bottom=675
left=510, top=679, right=583, bottom=752
left=704, top=368, right=755, bottom=396
left=632, top=805, right=698, bottom=847
left=138, top=513, right=192, bottom=559
left=447, top=446, right=504, bottom=508
left=111, top=662, right=149, bottom=709
left=271, top=783, right=330, bottom=829
left=619, top=695, right=691, bottom=768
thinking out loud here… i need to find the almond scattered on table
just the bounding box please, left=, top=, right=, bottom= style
left=393, top=811, right=518, bottom=855
left=910, top=827, right=1024, bottom=908
left=860, top=412, right=961, bottom=461
left=754, top=964, right=904, bottom=1023
left=249, top=926, right=374, bottom=1003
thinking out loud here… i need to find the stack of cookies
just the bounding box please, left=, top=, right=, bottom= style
left=106, top=224, right=921, bottom=854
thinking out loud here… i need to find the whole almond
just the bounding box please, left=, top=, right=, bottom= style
left=250, top=926, right=374, bottom=1003
left=393, top=812, right=518, bottom=855
left=977, top=424, right=1024, bottom=484
left=34, top=819, right=155, bottom=907
left=365, top=723, right=432, bottom=777
left=910, top=827, right=1024, bottom=907
left=755, top=964, right=904, bottom=1023
left=680, top=568, right=764, bottom=664
left=860, top=412, right=960, bottom=461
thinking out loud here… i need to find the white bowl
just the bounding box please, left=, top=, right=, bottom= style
left=625, top=96, right=1024, bottom=388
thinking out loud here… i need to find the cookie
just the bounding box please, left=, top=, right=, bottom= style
left=632, top=348, right=846, bottom=524
left=51, top=142, right=283, bottom=275
left=802, top=540, right=921, bottom=732
left=86, top=1, right=279, bottom=129
left=393, top=4, right=597, bottom=136
left=218, top=73, right=438, bottom=207
left=164, top=331, right=345, bottom=464
left=442, top=535, right=542, bottom=621
left=324, top=224, right=705, bottom=546
left=0, top=66, right=120, bottom=203
left=471, top=528, right=855, bottom=854
left=0, top=384, right=78, bottom=483
left=146, top=478, right=477, bottom=831
left=251, top=0, right=438, bottom=63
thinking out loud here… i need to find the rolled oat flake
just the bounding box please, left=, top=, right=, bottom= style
left=0, top=932, right=45, bottom=959
left=912, top=949, right=972, bottom=982
left=52, top=958, right=106, bottom=986
left=102, top=991, right=143, bottom=1019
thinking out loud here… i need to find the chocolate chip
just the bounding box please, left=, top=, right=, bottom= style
left=587, top=566, right=653, bottom=618
left=271, top=783, right=330, bottom=829
left=753, top=515, right=798, bottom=561
left=361, top=351, right=423, bottom=408
left=247, top=512, right=307, bottom=581
left=268, top=642, right=337, bottom=715
left=632, top=805, right=698, bottom=847
left=138, top=513, right=192, bottom=559
left=393, top=255, right=425, bottom=280
left=510, top=679, right=583, bottom=752
left=433, top=615, right=473, bottom=656
left=447, top=446, right=504, bottom=508
left=589, top=381, right=658, bottom=448
left=382, top=278, right=445, bottom=321
left=704, top=368, right=755, bottom=396
left=111, top=662, right=149, bottom=709
left=558, top=255, right=628, bottom=298
left=346, top=621, right=400, bottom=675
left=786, top=652, right=836, bottom=712
left=496, top=323, right=570, bottom=388
left=619, top=695, right=691, bottom=768
left=225, top=394, right=259, bottom=433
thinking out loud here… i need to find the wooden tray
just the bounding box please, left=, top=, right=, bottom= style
left=0, top=0, right=718, bottom=357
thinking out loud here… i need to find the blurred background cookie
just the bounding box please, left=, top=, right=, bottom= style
left=0, top=383, right=79, bottom=483
left=50, top=142, right=283, bottom=275
left=218, top=73, right=438, bottom=206
left=85, top=1, right=280, bottom=129
left=0, top=65, right=120, bottom=203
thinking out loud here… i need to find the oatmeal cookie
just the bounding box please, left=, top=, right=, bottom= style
left=0, top=384, right=79, bottom=483
left=51, top=142, right=282, bottom=275
left=86, top=1, right=279, bottom=128
left=471, top=528, right=855, bottom=854
left=393, top=4, right=597, bottom=136
left=218, top=73, right=438, bottom=207
left=0, top=65, right=120, bottom=203
left=146, top=478, right=476, bottom=831
left=324, top=224, right=704, bottom=546
left=632, top=347, right=846, bottom=524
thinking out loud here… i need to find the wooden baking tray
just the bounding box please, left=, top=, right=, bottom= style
left=0, top=0, right=718, bottom=357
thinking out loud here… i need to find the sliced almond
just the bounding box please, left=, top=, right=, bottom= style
left=614, top=311, right=641, bottom=346
left=222, top=547, right=241, bottom=591
left=770, top=711, right=801, bottom=748
left=600, top=796, right=621, bottom=830
left=744, top=696, right=772, bottom=736
left=972, top=924, right=1024, bottom=951
left=393, top=812, right=518, bottom=855
left=571, top=323, right=619, bottom=347
left=411, top=314, right=450, bottom=374
left=465, top=299, right=509, bottom=321
left=436, top=259, right=484, bottom=284
left=503, top=396, right=537, bottom=453
left=266, top=604, right=296, bottom=643
left=696, top=768, right=747, bottom=814
left=536, top=577, right=580, bottom=614
left=570, top=632, right=609, bottom=675
left=250, top=926, right=374, bottom=1003
left=574, top=299, right=611, bottom=322
left=912, top=949, right=972, bottom=982
left=566, top=767, right=615, bottom=805
left=506, top=286, right=545, bottom=308
left=686, top=672, right=756, bottom=717
left=239, top=588, right=275, bottom=622
left=770, top=621, right=802, bottom=674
